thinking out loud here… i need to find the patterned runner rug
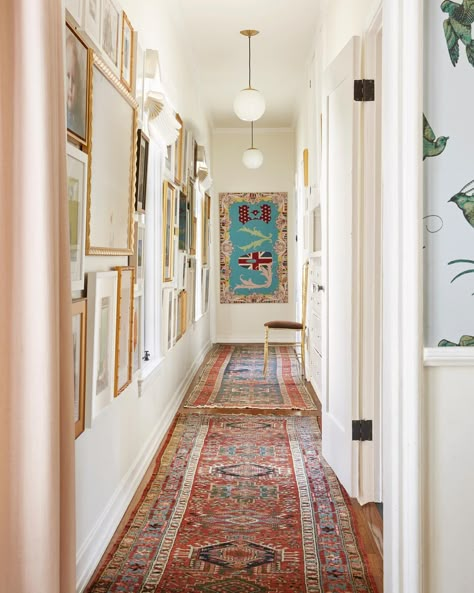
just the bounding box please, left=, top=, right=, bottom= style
left=183, top=344, right=317, bottom=410
left=87, top=414, right=378, bottom=593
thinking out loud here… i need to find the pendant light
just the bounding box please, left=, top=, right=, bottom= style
left=233, top=30, right=265, bottom=122
left=242, top=121, right=264, bottom=169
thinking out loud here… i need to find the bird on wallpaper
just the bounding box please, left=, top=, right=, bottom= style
left=441, top=0, right=474, bottom=67
left=449, top=179, right=474, bottom=228
left=423, top=114, right=449, bottom=159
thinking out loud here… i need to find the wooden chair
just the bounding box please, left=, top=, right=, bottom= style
left=263, top=260, right=309, bottom=377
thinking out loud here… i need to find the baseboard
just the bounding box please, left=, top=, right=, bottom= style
left=76, top=339, right=212, bottom=592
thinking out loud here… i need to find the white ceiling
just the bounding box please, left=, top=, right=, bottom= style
left=168, top=0, right=321, bottom=129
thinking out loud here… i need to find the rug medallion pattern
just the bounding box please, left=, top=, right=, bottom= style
left=86, top=414, right=378, bottom=593
left=184, top=344, right=316, bottom=410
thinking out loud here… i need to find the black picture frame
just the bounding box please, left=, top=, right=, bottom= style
left=135, top=129, right=149, bottom=212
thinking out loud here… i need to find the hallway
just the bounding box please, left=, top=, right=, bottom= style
left=85, top=345, right=382, bottom=592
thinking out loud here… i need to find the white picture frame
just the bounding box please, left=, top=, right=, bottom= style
left=162, top=287, right=174, bottom=352
left=129, top=220, right=146, bottom=291
left=85, top=271, right=117, bottom=424
left=100, top=0, right=120, bottom=73
left=66, top=0, right=84, bottom=28
left=132, top=288, right=143, bottom=376
left=67, top=143, right=88, bottom=291
left=83, top=0, right=101, bottom=50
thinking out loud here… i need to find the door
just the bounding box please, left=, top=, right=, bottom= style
left=321, top=37, right=361, bottom=497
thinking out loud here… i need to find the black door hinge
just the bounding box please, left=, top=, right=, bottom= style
left=352, top=420, right=373, bottom=441
left=354, top=80, right=375, bottom=102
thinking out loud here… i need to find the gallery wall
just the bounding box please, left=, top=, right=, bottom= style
left=69, top=0, right=214, bottom=590
left=211, top=129, right=296, bottom=343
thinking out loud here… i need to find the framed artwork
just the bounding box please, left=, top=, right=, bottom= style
left=202, top=192, right=211, bottom=265
left=129, top=220, right=145, bottom=290
left=178, top=190, right=189, bottom=251
left=188, top=178, right=196, bottom=255
left=100, top=0, right=120, bottom=70
left=66, top=23, right=90, bottom=147
left=72, top=298, right=87, bottom=438
left=66, top=143, right=88, bottom=291
left=193, top=138, right=198, bottom=178
left=87, top=53, right=138, bottom=255
left=162, top=181, right=176, bottom=282
left=66, top=0, right=84, bottom=28
left=162, top=287, right=174, bottom=352
left=86, top=271, right=117, bottom=423
left=120, top=11, right=134, bottom=91
left=174, top=114, right=184, bottom=187
left=164, top=142, right=175, bottom=182
left=132, top=288, right=143, bottom=375
left=134, top=41, right=145, bottom=123
left=176, top=289, right=187, bottom=341
left=177, top=251, right=187, bottom=290
left=186, top=257, right=196, bottom=326
left=202, top=267, right=210, bottom=314
left=114, top=266, right=134, bottom=396
left=135, top=129, right=149, bottom=212
left=84, top=0, right=101, bottom=48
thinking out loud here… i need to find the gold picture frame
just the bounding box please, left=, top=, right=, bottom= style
left=120, top=11, right=135, bottom=91
left=86, top=52, right=138, bottom=255
left=202, top=192, right=211, bottom=265
left=114, top=266, right=135, bottom=396
left=66, top=23, right=90, bottom=148
left=163, top=181, right=176, bottom=282
left=174, top=114, right=184, bottom=187
left=72, top=298, right=87, bottom=439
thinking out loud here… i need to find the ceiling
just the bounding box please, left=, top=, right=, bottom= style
left=168, top=0, right=321, bottom=129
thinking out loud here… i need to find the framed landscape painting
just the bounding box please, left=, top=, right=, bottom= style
left=66, top=143, right=88, bottom=291
left=86, top=271, right=117, bottom=423
left=65, top=23, right=89, bottom=147
left=72, top=298, right=87, bottom=438
left=114, top=267, right=134, bottom=396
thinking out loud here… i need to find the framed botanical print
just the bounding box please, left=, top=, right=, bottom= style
left=114, top=267, right=134, bottom=396
left=87, top=53, right=138, bottom=255
left=135, top=129, right=149, bottom=212
left=129, top=220, right=145, bottom=290
left=72, top=298, right=87, bottom=438
left=100, top=0, right=120, bottom=70
left=120, top=11, right=134, bottom=91
left=84, top=0, right=101, bottom=48
left=86, top=271, right=117, bottom=423
left=162, top=181, right=176, bottom=282
left=65, top=23, right=90, bottom=147
left=67, top=143, right=88, bottom=291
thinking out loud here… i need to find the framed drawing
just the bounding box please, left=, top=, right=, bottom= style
left=67, top=143, right=88, bottom=291
left=66, top=0, right=83, bottom=28
left=66, top=23, right=90, bottom=147
left=114, top=266, right=134, bottom=396
left=72, top=298, right=87, bottom=438
left=86, top=271, right=117, bottom=423
left=120, top=12, right=134, bottom=91
left=178, top=190, right=188, bottom=251
left=162, top=181, right=176, bottom=282
left=87, top=53, right=138, bottom=255
left=84, top=0, right=101, bottom=48
left=164, top=142, right=175, bottom=182
left=135, top=129, right=149, bottom=212
left=176, top=289, right=187, bottom=341
left=174, top=114, right=184, bottom=187
left=202, top=267, right=210, bottom=314
left=186, top=257, right=196, bottom=326
left=129, top=220, right=145, bottom=290
left=188, top=178, right=196, bottom=255
left=132, top=288, right=143, bottom=375
left=162, top=287, right=174, bottom=352
left=177, top=251, right=187, bottom=290
left=100, top=0, right=120, bottom=70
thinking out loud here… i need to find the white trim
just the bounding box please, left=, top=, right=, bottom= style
left=382, top=0, right=423, bottom=591
left=212, top=127, right=294, bottom=135
left=424, top=348, right=474, bottom=367
left=76, top=339, right=212, bottom=592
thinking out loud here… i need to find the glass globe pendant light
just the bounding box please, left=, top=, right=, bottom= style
left=242, top=121, right=264, bottom=169
left=233, top=30, right=265, bottom=122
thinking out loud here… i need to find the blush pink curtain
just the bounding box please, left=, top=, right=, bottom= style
left=0, top=1, right=76, bottom=592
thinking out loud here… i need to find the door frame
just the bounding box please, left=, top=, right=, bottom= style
left=382, top=0, right=423, bottom=591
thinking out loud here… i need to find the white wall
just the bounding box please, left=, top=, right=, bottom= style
left=74, top=1, right=212, bottom=589
left=211, top=129, right=296, bottom=343
left=423, top=364, right=474, bottom=593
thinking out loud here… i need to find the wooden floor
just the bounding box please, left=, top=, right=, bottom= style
left=88, top=349, right=383, bottom=592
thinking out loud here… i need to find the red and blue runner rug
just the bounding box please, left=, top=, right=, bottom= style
left=86, top=413, right=378, bottom=593
left=184, top=344, right=317, bottom=410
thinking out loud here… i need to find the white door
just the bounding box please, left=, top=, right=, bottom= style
left=321, top=37, right=361, bottom=498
